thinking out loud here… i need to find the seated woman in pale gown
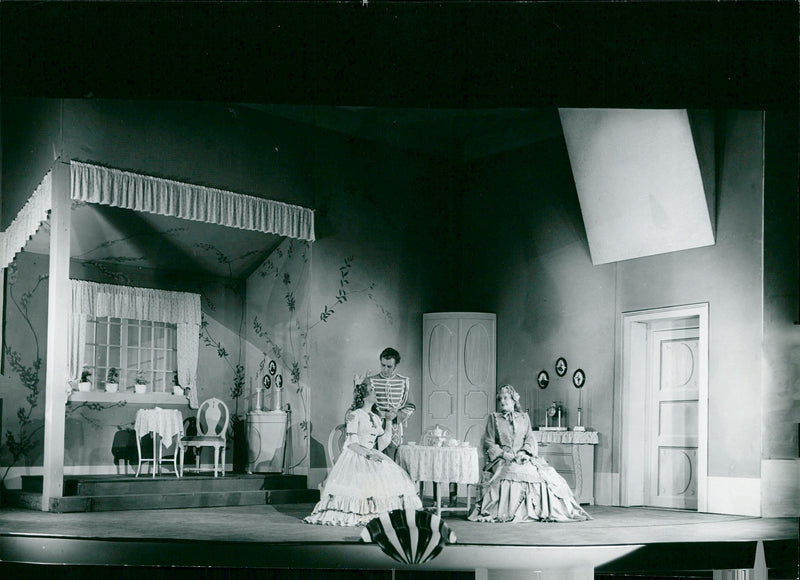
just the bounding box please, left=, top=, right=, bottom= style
left=469, top=384, right=591, bottom=523
left=304, top=380, right=422, bottom=526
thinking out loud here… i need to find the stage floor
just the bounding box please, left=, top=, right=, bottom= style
left=0, top=504, right=797, bottom=576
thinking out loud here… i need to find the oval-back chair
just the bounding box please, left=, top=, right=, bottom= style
left=179, top=398, right=230, bottom=477
left=327, top=423, right=348, bottom=465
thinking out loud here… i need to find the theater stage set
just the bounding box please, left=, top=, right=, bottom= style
left=0, top=472, right=797, bottom=580
left=2, top=2, right=799, bottom=579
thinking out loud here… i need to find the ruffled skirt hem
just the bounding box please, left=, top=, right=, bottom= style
left=303, top=493, right=423, bottom=527
left=303, top=446, right=423, bottom=527
left=468, top=479, right=591, bottom=523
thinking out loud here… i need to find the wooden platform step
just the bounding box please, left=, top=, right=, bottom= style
left=6, top=487, right=320, bottom=513
left=8, top=474, right=319, bottom=512
left=21, top=473, right=306, bottom=495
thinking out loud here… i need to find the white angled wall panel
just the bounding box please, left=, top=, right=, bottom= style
left=559, top=108, right=715, bottom=265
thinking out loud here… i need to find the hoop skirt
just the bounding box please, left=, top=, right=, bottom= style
left=468, top=411, right=591, bottom=523
left=304, top=408, right=422, bottom=526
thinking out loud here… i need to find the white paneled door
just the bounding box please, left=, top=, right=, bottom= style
left=645, top=327, right=699, bottom=509
left=422, top=313, right=496, bottom=451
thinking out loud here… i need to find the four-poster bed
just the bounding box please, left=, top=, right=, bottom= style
left=1, top=160, right=315, bottom=510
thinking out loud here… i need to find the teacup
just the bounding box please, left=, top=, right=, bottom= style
left=407, top=441, right=417, bottom=446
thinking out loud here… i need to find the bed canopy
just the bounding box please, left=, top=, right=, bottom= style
left=2, top=159, right=316, bottom=508
left=1, top=161, right=315, bottom=269
left=3, top=162, right=315, bottom=403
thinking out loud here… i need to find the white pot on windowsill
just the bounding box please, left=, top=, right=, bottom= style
left=105, top=382, right=118, bottom=393
left=78, top=382, right=92, bottom=392
left=134, top=383, right=147, bottom=394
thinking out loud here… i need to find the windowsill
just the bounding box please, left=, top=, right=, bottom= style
left=67, top=391, right=190, bottom=405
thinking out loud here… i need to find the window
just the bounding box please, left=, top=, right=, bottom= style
left=86, top=316, right=177, bottom=393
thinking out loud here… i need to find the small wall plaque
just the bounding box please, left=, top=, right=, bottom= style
left=555, top=357, right=568, bottom=377
left=537, top=370, right=550, bottom=389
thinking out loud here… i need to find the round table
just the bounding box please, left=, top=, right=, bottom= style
left=395, top=444, right=480, bottom=515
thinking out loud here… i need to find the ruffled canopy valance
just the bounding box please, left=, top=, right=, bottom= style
left=0, top=171, right=52, bottom=269
left=69, top=280, right=202, bottom=408
left=1, top=161, right=314, bottom=269
left=70, top=161, right=315, bottom=242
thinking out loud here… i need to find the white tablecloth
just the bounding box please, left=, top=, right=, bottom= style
left=135, top=407, right=184, bottom=448
left=395, top=445, right=480, bottom=485
left=533, top=430, right=599, bottom=444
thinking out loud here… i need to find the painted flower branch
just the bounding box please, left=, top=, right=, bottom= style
left=251, top=245, right=391, bottom=469
left=1, top=263, right=46, bottom=487
left=194, top=242, right=261, bottom=422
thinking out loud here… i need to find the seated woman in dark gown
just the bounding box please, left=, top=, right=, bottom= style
left=469, top=384, right=591, bottom=523
left=304, top=380, right=422, bottom=526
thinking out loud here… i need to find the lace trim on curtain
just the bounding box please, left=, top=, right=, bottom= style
left=0, top=170, right=53, bottom=269
left=70, top=161, right=315, bottom=241
left=177, top=322, right=200, bottom=409
left=71, top=279, right=201, bottom=323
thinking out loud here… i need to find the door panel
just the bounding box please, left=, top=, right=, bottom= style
left=463, top=323, right=491, bottom=386
left=428, top=323, right=457, bottom=388
left=647, top=328, right=699, bottom=509
left=424, top=321, right=458, bottom=435
left=423, top=314, right=496, bottom=452
left=459, top=319, right=495, bottom=450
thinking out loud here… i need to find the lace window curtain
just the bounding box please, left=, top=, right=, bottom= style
left=70, top=161, right=315, bottom=242
left=70, top=280, right=201, bottom=408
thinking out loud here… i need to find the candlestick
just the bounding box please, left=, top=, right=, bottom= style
left=249, top=376, right=254, bottom=412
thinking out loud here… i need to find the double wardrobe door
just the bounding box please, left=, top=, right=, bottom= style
left=422, top=312, right=496, bottom=451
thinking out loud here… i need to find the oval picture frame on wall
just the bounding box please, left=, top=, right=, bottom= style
left=573, top=368, right=586, bottom=388
left=537, top=370, right=550, bottom=389
left=555, top=357, right=568, bottom=377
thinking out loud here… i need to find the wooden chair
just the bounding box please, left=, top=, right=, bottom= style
left=327, top=423, right=348, bottom=465
left=179, top=398, right=229, bottom=477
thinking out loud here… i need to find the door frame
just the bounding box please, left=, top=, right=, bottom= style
left=619, top=303, right=709, bottom=512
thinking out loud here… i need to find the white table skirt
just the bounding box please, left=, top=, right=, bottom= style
left=396, top=444, right=480, bottom=485
left=532, top=430, right=599, bottom=445
left=135, top=407, right=184, bottom=447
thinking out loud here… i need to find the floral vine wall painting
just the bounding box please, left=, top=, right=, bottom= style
left=249, top=238, right=392, bottom=472
left=1, top=257, right=124, bottom=488
left=2, top=260, right=46, bottom=486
